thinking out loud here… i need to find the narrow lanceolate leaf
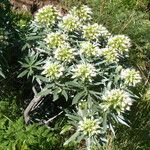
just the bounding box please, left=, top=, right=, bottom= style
left=53, top=88, right=61, bottom=101
left=36, top=75, right=50, bottom=82
left=18, top=70, right=28, bottom=78
left=60, top=125, right=72, bottom=134
left=0, top=69, right=5, bottom=78
left=103, top=112, right=108, bottom=132
left=37, top=89, right=52, bottom=96
left=62, top=90, right=68, bottom=101
left=53, top=93, right=59, bottom=101
left=109, top=123, right=115, bottom=136
left=116, top=116, right=130, bottom=127
left=66, top=81, right=81, bottom=88
left=72, top=91, right=85, bottom=105
left=64, top=131, right=79, bottom=146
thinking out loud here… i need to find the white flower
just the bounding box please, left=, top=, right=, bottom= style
left=82, top=23, right=99, bottom=40
left=72, top=63, right=97, bottom=82
left=102, top=89, right=132, bottom=113
left=54, top=43, right=75, bottom=62
left=98, top=25, right=111, bottom=38
left=44, top=32, right=68, bottom=48
left=70, top=5, right=92, bottom=21
left=59, top=14, right=80, bottom=32
left=78, top=117, right=101, bottom=136
left=121, top=68, right=141, bottom=86
left=42, top=61, right=64, bottom=80
left=107, top=35, right=131, bottom=54
left=80, top=41, right=99, bottom=57
left=83, top=23, right=110, bottom=41
left=34, top=5, right=59, bottom=27
left=100, top=47, right=119, bottom=63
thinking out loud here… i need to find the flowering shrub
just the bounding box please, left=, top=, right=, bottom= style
left=19, top=4, right=141, bottom=149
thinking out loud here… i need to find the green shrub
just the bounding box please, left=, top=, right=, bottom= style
left=0, top=0, right=32, bottom=98
left=19, top=4, right=142, bottom=149
left=0, top=117, right=77, bottom=150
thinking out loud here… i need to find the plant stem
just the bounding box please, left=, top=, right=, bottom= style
left=86, top=137, right=91, bottom=150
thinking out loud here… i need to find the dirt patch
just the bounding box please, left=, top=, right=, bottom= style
left=10, top=0, right=60, bottom=14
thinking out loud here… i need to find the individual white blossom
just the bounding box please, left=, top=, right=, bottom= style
left=70, top=5, right=92, bottom=21
left=72, top=63, right=97, bottom=82
left=121, top=68, right=141, bottom=86
left=102, top=89, right=132, bottom=113
left=44, top=32, right=68, bottom=48
left=107, top=35, right=131, bottom=54
left=42, top=61, right=64, bottom=80
left=100, top=47, right=119, bottom=63
left=59, top=14, right=80, bottom=32
left=54, top=43, right=75, bottom=62
left=98, top=25, right=111, bottom=38
left=80, top=41, right=100, bottom=57
left=83, top=23, right=110, bottom=41
left=78, top=117, right=101, bottom=136
left=34, top=5, right=59, bottom=27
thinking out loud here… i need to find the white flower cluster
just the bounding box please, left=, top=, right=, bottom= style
left=44, top=32, right=68, bottom=48
left=121, top=68, right=141, bottom=86
left=54, top=43, right=75, bottom=62
left=42, top=61, right=64, bottom=80
left=100, top=35, right=131, bottom=63
left=83, top=23, right=110, bottom=41
left=59, top=14, right=80, bottom=32
left=80, top=41, right=99, bottom=57
left=70, top=5, right=92, bottom=21
left=107, top=35, right=131, bottom=54
left=100, top=47, right=119, bottom=63
left=34, top=5, right=59, bottom=27
left=72, top=63, right=97, bottom=82
left=102, top=89, right=132, bottom=113
left=78, top=117, right=100, bottom=136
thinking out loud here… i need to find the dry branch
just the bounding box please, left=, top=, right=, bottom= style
left=24, top=86, right=43, bottom=124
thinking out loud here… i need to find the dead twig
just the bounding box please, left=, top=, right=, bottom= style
left=44, top=111, right=63, bottom=125
left=24, top=86, right=43, bottom=124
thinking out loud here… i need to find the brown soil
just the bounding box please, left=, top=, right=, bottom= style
left=10, top=0, right=60, bottom=14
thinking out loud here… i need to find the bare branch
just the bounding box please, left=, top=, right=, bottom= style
left=44, top=111, right=63, bottom=125
left=24, top=86, right=43, bottom=124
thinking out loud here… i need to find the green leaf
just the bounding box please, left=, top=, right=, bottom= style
left=37, top=89, right=52, bottom=96
left=53, top=93, right=59, bottom=101
left=64, top=131, right=79, bottom=146
left=103, top=112, right=108, bottom=132
left=53, top=88, right=61, bottom=101
left=72, top=91, right=85, bottom=105
left=117, top=116, right=130, bottom=127
left=89, top=90, right=101, bottom=99
left=109, top=123, right=115, bottom=136
left=60, top=125, right=72, bottom=134
left=26, top=35, right=41, bottom=41
left=36, top=75, right=50, bottom=82
left=77, top=133, right=85, bottom=143
left=18, top=70, right=28, bottom=78
left=0, top=69, right=5, bottom=78
left=66, top=81, right=81, bottom=88
left=87, top=94, right=93, bottom=109
left=66, top=114, right=80, bottom=121
left=62, top=90, right=68, bottom=101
